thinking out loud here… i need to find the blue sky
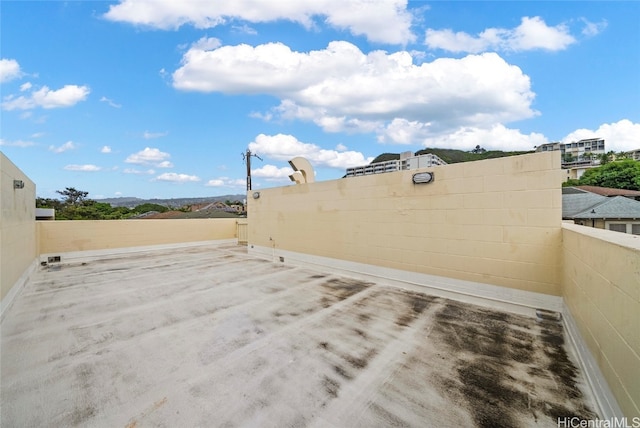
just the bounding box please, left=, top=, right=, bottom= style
left=1, top=1, right=639, bottom=200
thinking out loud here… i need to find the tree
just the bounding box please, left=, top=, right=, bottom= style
left=578, top=159, right=640, bottom=190
left=36, top=197, right=64, bottom=210
left=131, top=203, right=169, bottom=214
left=39, top=187, right=136, bottom=220
left=597, top=151, right=615, bottom=165
left=471, top=145, right=486, bottom=154
left=616, top=151, right=630, bottom=160
left=562, top=179, right=581, bottom=187
left=56, top=187, right=89, bottom=206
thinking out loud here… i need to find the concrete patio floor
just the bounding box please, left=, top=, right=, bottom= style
left=1, top=242, right=597, bottom=427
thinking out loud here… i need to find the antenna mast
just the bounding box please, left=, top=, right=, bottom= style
left=242, top=149, right=262, bottom=191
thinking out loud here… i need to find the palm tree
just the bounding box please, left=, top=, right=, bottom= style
left=597, top=151, right=615, bottom=165
left=616, top=151, right=629, bottom=160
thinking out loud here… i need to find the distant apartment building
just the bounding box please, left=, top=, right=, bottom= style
left=626, top=148, right=640, bottom=161
left=346, top=151, right=447, bottom=177
left=536, top=138, right=606, bottom=179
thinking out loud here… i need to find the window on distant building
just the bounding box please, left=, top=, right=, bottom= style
left=606, top=222, right=640, bottom=234
left=608, top=223, right=627, bottom=233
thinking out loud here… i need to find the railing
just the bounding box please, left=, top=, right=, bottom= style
left=237, top=219, right=248, bottom=245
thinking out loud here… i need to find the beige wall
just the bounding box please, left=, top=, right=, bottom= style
left=248, top=152, right=564, bottom=296
left=562, top=222, right=640, bottom=418
left=38, top=218, right=238, bottom=254
left=0, top=152, right=37, bottom=306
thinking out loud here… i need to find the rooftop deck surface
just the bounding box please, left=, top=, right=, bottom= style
left=1, top=243, right=597, bottom=427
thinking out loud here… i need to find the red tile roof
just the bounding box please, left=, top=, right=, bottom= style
left=576, top=185, right=640, bottom=197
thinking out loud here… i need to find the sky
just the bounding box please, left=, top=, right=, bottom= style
left=1, top=1, right=639, bottom=200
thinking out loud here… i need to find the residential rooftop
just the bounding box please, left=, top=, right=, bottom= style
left=1, top=243, right=597, bottom=427
left=2, top=151, right=638, bottom=423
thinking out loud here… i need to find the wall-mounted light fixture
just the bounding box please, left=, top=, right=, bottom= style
left=252, top=191, right=261, bottom=199
left=13, top=179, right=25, bottom=189
left=412, top=172, right=434, bottom=184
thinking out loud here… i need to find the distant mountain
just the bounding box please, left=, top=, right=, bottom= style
left=370, top=148, right=534, bottom=165
left=97, top=194, right=246, bottom=208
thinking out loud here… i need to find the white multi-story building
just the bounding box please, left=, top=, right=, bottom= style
left=346, top=152, right=447, bottom=177
left=536, top=138, right=605, bottom=161
left=626, top=148, right=640, bottom=161
left=536, top=138, right=606, bottom=179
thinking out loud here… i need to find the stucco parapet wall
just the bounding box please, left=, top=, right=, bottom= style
left=562, top=221, right=640, bottom=250
left=1, top=152, right=37, bottom=315
left=40, top=239, right=238, bottom=265
left=37, top=218, right=239, bottom=254
left=562, top=222, right=640, bottom=300
left=561, top=222, right=640, bottom=419
left=248, top=152, right=564, bottom=297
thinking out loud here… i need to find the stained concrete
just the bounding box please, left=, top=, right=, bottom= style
left=1, top=243, right=597, bottom=427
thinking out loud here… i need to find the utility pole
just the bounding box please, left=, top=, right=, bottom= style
left=242, top=149, right=262, bottom=191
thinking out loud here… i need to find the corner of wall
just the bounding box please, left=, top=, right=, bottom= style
left=562, top=303, right=624, bottom=419
left=1, top=153, right=38, bottom=320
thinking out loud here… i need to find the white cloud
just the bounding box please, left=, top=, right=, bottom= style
left=49, top=141, right=77, bottom=153
left=174, top=41, right=536, bottom=142
left=248, top=133, right=373, bottom=169
left=2, top=84, right=90, bottom=110
left=190, top=36, right=222, bottom=51
left=104, top=0, right=415, bottom=44
left=206, top=177, right=246, bottom=187
left=377, top=118, right=431, bottom=145
left=414, top=124, right=549, bottom=151
left=100, top=96, right=122, bottom=108
left=20, top=82, right=32, bottom=91
left=143, top=130, right=168, bottom=139
left=30, top=85, right=90, bottom=109
left=425, top=16, right=576, bottom=53
left=64, top=164, right=102, bottom=172
left=232, top=24, right=257, bottom=35
left=251, top=164, right=294, bottom=179
left=101, top=146, right=112, bottom=153
left=206, top=179, right=225, bottom=187
left=389, top=120, right=639, bottom=153
left=561, top=119, right=640, bottom=153
left=125, top=147, right=173, bottom=167
left=580, top=18, right=607, bottom=37
left=155, top=172, right=200, bottom=183
left=0, top=138, right=35, bottom=147
left=123, top=168, right=156, bottom=175
left=0, top=58, right=22, bottom=83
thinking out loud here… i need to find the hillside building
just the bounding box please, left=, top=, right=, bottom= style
left=536, top=138, right=606, bottom=180
left=346, top=151, right=446, bottom=177
left=626, top=148, right=640, bottom=161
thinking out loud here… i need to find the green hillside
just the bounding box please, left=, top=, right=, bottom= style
left=370, top=148, right=534, bottom=165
